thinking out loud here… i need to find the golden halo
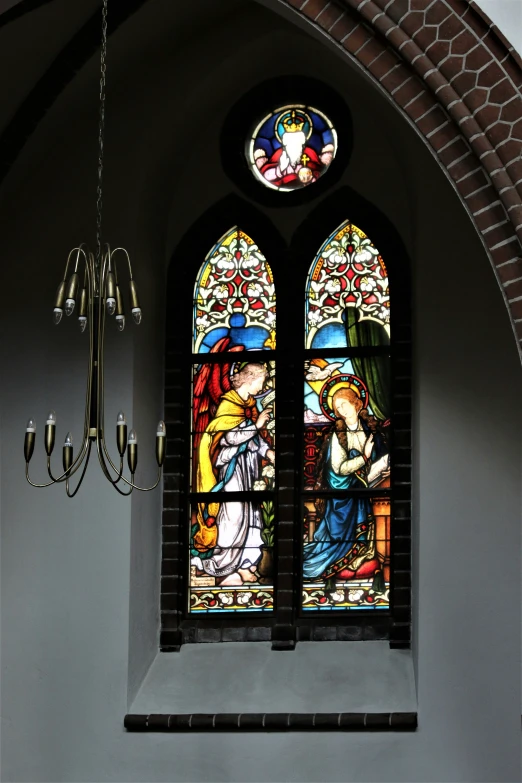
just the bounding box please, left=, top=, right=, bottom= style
left=319, top=374, right=368, bottom=420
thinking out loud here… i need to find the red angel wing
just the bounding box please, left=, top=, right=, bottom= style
left=192, top=337, right=244, bottom=480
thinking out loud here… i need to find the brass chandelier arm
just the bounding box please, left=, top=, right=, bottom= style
left=95, top=438, right=133, bottom=495
left=66, top=441, right=93, bottom=498
left=47, top=440, right=90, bottom=483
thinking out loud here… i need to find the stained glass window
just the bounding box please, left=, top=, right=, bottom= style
left=302, top=221, right=391, bottom=611
left=190, top=227, right=276, bottom=613
left=248, top=105, right=337, bottom=192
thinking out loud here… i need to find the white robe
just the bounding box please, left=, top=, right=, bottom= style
left=193, top=421, right=269, bottom=577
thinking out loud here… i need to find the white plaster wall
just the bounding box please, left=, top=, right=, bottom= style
left=0, top=1, right=520, bottom=781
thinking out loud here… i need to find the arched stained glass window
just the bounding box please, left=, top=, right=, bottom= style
left=190, top=227, right=276, bottom=614
left=302, top=220, right=391, bottom=612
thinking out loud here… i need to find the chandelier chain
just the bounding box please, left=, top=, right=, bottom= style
left=96, top=0, right=108, bottom=274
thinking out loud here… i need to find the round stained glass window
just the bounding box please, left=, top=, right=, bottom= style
left=248, top=104, right=338, bottom=192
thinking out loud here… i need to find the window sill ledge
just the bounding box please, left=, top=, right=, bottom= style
left=124, top=711, right=417, bottom=732
left=126, top=641, right=416, bottom=732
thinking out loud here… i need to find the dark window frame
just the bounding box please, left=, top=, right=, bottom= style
left=160, top=190, right=411, bottom=651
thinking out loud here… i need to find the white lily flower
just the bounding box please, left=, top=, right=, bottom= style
left=213, top=284, right=229, bottom=300
left=262, top=464, right=275, bottom=479
left=348, top=589, right=364, bottom=602
left=325, top=278, right=341, bottom=294
left=265, top=311, right=276, bottom=327
left=237, top=592, right=253, bottom=605
left=330, top=591, right=345, bottom=602
left=359, top=276, right=376, bottom=292
left=218, top=593, right=234, bottom=605
left=196, top=315, right=210, bottom=330
left=308, top=309, right=323, bottom=325
left=253, top=480, right=267, bottom=491
left=247, top=282, right=263, bottom=299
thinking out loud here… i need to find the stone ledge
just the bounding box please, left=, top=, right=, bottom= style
left=124, top=711, right=417, bottom=732
left=128, top=642, right=416, bottom=718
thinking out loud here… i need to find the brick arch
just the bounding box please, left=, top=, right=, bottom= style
left=275, top=0, right=522, bottom=352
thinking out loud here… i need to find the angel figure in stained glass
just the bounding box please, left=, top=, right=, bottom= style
left=191, top=339, right=275, bottom=586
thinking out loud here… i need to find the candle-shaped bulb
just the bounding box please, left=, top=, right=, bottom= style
left=116, top=411, right=127, bottom=456
left=116, top=315, right=125, bottom=332
left=127, top=429, right=138, bottom=473
left=155, top=420, right=166, bottom=467
left=24, top=419, right=36, bottom=462
left=62, top=431, right=73, bottom=472
left=132, top=308, right=142, bottom=325
left=65, top=299, right=75, bottom=316
left=53, top=308, right=63, bottom=325
left=79, top=316, right=87, bottom=332
left=45, top=412, right=56, bottom=456
left=106, top=298, right=116, bottom=316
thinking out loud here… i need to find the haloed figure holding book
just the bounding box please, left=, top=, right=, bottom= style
left=303, top=384, right=390, bottom=591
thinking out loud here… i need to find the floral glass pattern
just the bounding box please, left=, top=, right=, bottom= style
left=190, top=228, right=276, bottom=614
left=305, top=221, right=390, bottom=349
left=248, top=105, right=337, bottom=192
left=193, top=227, right=276, bottom=354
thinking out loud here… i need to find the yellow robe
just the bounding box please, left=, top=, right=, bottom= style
left=193, top=390, right=257, bottom=553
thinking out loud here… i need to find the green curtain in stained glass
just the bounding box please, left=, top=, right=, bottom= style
left=345, top=308, right=390, bottom=421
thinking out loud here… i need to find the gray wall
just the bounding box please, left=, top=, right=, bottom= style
left=1, top=1, right=520, bottom=781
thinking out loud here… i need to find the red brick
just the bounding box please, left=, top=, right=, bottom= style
left=485, top=122, right=512, bottom=146
left=417, top=106, right=448, bottom=135
left=429, top=122, right=461, bottom=151
left=465, top=87, right=488, bottom=113
left=437, top=137, right=469, bottom=167
left=482, top=223, right=516, bottom=249
left=491, top=239, right=521, bottom=266
left=380, top=64, right=410, bottom=93
left=368, top=50, right=401, bottom=82
left=357, top=36, right=386, bottom=66
left=315, top=2, right=344, bottom=29
left=400, top=10, right=425, bottom=37
left=502, top=279, right=522, bottom=301
left=301, top=0, right=330, bottom=21
left=425, top=3, right=452, bottom=26
left=457, top=168, right=489, bottom=197
left=473, top=203, right=508, bottom=231
left=403, top=90, right=434, bottom=121
left=451, top=29, right=477, bottom=56
left=450, top=70, right=477, bottom=96
left=496, top=258, right=522, bottom=286
left=474, top=104, right=501, bottom=128
left=439, top=55, right=465, bottom=81
left=477, top=61, right=505, bottom=88
left=342, top=24, right=370, bottom=53
left=411, top=24, right=437, bottom=50
left=329, top=13, right=357, bottom=41
left=465, top=45, right=493, bottom=73
left=499, top=97, right=522, bottom=124
left=438, top=16, right=465, bottom=42
left=383, top=0, right=410, bottom=25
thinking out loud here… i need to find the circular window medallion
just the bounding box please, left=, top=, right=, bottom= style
left=248, top=105, right=337, bottom=192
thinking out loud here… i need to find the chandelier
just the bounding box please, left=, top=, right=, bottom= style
left=24, top=0, right=165, bottom=497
